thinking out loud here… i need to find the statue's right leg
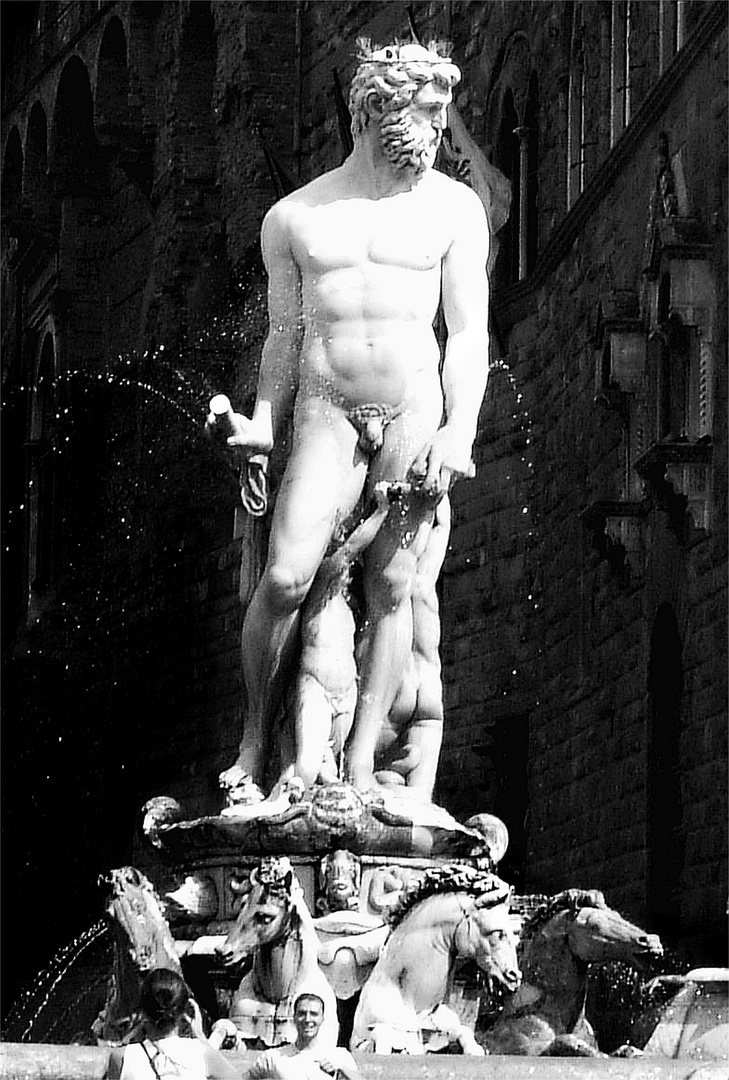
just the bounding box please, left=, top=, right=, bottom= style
left=223, top=400, right=366, bottom=797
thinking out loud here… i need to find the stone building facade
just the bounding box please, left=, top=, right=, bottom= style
left=2, top=0, right=726, bottom=1013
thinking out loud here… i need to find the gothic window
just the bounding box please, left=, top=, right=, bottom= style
left=494, top=89, right=520, bottom=287
left=610, top=0, right=631, bottom=145
left=567, top=22, right=585, bottom=208
left=523, top=72, right=540, bottom=277
left=659, top=0, right=686, bottom=73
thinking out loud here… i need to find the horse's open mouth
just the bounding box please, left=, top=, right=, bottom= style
left=632, top=943, right=664, bottom=970
left=216, top=947, right=252, bottom=968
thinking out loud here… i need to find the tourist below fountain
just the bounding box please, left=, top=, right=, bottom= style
left=105, top=968, right=238, bottom=1079
left=248, top=993, right=361, bottom=1080
left=210, top=40, right=490, bottom=814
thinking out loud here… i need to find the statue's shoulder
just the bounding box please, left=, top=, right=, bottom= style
left=276, top=167, right=348, bottom=211
left=430, top=167, right=486, bottom=214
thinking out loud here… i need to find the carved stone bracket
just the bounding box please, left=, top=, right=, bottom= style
left=581, top=500, right=647, bottom=573
left=635, top=440, right=713, bottom=530
left=644, top=215, right=713, bottom=282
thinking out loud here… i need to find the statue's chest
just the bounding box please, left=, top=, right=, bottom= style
left=294, top=200, right=447, bottom=274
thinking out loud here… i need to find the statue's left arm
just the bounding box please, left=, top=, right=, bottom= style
left=414, top=183, right=490, bottom=495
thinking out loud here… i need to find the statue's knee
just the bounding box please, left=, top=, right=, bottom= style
left=375, top=561, right=414, bottom=611
left=264, top=562, right=312, bottom=614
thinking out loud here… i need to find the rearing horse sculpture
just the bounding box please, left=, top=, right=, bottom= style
left=213, top=856, right=338, bottom=1049
left=94, top=866, right=183, bottom=1043
left=351, top=865, right=521, bottom=1055
left=480, top=889, right=664, bottom=1055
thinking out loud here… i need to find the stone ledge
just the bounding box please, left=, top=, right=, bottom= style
left=0, top=1045, right=709, bottom=1080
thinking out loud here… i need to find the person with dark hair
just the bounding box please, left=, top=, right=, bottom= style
left=105, top=967, right=239, bottom=1079
left=248, top=994, right=361, bottom=1080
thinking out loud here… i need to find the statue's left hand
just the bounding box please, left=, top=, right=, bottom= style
left=410, top=426, right=475, bottom=497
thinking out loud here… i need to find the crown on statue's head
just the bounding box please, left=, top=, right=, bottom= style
left=357, top=40, right=454, bottom=67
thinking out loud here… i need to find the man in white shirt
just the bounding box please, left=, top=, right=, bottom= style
left=248, top=994, right=361, bottom=1080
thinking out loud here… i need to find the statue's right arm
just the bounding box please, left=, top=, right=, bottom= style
left=227, top=203, right=303, bottom=454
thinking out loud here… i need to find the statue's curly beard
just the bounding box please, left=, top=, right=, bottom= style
left=379, top=108, right=440, bottom=178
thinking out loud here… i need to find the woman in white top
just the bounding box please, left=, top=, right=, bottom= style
left=106, top=968, right=239, bottom=1080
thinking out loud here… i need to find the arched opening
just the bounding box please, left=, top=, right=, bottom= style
left=95, top=16, right=130, bottom=143
left=2, top=127, right=23, bottom=225
left=24, top=101, right=48, bottom=196
left=647, top=603, right=685, bottom=936
left=24, top=101, right=59, bottom=233
left=177, top=1, right=217, bottom=183
left=50, top=56, right=101, bottom=195
left=524, top=71, right=540, bottom=276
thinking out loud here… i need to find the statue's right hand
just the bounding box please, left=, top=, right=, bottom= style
left=206, top=395, right=274, bottom=454
left=224, top=412, right=274, bottom=455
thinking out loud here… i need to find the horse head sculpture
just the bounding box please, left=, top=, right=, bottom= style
left=454, top=889, right=522, bottom=994
left=481, top=889, right=664, bottom=1056
left=212, top=856, right=338, bottom=1049
left=351, top=864, right=520, bottom=1055
left=94, top=866, right=181, bottom=1043
left=562, top=898, right=663, bottom=969
left=216, top=857, right=301, bottom=967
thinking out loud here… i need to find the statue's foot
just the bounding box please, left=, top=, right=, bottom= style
left=221, top=776, right=306, bottom=820
left=219, top=765, right=265, bottom=812
left=347, top=769, right=381, bottom=794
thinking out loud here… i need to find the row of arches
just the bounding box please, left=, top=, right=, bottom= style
left=5, top=16, right=124, bottom=217
left=2, top=2, right=226, bottom=633
left=2, top=2, right=220, bottom=229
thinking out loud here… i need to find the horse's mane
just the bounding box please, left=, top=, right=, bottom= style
left=389, top=863, right=510, bottom=927
left=521, top=888, right=606, bottom=940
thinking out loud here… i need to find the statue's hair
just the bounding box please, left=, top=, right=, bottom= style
left=349, top=39, right=461, bottom=137
left=388, top=863, right=510, bottom=927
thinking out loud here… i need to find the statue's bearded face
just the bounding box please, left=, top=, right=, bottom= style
left=379, top=82, right=451, bottom=178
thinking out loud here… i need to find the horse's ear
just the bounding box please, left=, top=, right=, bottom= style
left=284, top=869, right=294, bottom=891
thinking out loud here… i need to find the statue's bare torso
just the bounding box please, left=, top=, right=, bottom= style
left=268, top=164, right=459, bottom=418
